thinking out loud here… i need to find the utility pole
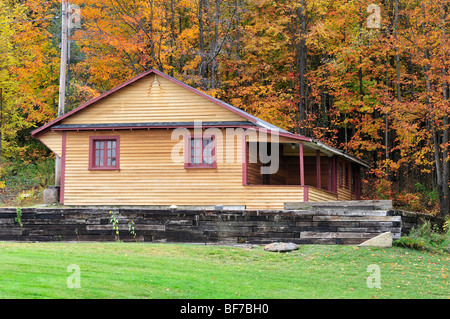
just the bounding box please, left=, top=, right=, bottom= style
left=55, top=0, right=68, bottom=187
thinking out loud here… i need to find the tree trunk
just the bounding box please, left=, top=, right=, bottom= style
left=168, top=0, right=176, bottom=77
left=441, top=2, right=450, bottom=217
left=234, top=0, right=241, bottom=64
left=385, top=52, right=390, bottom=175
left=147, top=0, right=157, bottom=70
left=198, top=0, right=208, bottom=90
left=394, top=0, right=401, bottom=102
left=296, top=0, right=307, bottom=135
left=210, top=0, right=221, bottom=90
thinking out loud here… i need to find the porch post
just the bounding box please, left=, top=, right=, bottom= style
left=60, top=131, right=67, bottom=205
left=316, top=150, right=321, bottom=189
left=299, top=142, right=304, bottom=186
left=328, top=156, right=333, bottom=192
left=355, top=165, right=361, bottom=200
left=242, top=130, right=247, bottom=185
left=333, top=156, right=338, bottom=193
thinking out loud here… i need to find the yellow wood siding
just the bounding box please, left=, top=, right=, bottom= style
left=63, top=129, right=304, bottom=209
left=244, top=186, right=303, bottom=210
left=336, top=159, right=354, bottom=201
left=38, top=131, right=63, bottom=157
left=62, top=74, right=245, bottom=125
left=337, top=187, right=353, bottom=201
left=308, top=186, right=338, bottom=202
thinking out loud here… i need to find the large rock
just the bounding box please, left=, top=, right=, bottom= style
left=264, top=242, right=299, bottom=252
left=358, top=232, right=392, bottom=248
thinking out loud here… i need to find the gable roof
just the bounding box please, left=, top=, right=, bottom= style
left=31, top=69, right=288, bottom=137
left=31, top=69, right=370, bottom=168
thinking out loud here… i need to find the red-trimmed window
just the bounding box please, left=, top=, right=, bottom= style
left=89, top=136, right=120, bottom=170
left=185, top=135, right=216, bottom=168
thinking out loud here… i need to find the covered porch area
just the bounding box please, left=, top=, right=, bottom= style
left=242, top=131, right=368, bottom=203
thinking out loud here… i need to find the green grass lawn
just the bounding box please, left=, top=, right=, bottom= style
left=0, top=242, right=448, bottom=299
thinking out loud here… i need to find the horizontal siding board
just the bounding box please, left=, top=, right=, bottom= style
left=38, top=131, right=63, bottom=157
left=308, top=187, right=338, bottom=202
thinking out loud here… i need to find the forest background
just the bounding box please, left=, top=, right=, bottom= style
left=0, top=0, right=448, bottom=217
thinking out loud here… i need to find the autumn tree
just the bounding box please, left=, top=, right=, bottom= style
left=0, top=0, right=55, bottom=162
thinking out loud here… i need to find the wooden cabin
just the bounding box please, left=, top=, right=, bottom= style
left=32, top=69, right=370, bottom=210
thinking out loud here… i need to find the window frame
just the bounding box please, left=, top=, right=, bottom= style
left=184, top=134, right=217, bottom=169
left=89, top=135, right=120, bottom=170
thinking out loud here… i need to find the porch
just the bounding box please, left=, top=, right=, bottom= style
left=242, top=138, right=362, bottom=204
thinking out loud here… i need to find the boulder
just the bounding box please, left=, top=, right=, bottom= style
left=264, top=242, right=299, bottom=252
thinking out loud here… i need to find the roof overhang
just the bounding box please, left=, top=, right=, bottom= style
left=245, top=128, right=370, bottom=168
left=307, top=139, right=371, bottom=168
left=50, top=121, right=256, bottom=131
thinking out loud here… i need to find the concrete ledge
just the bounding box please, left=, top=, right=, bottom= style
left=358, top=232, right=393, bottom=248
left=285, top=200, right=393, bottom=211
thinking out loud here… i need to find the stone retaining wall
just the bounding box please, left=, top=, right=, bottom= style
left=0, top=207, right=437, bottom=245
